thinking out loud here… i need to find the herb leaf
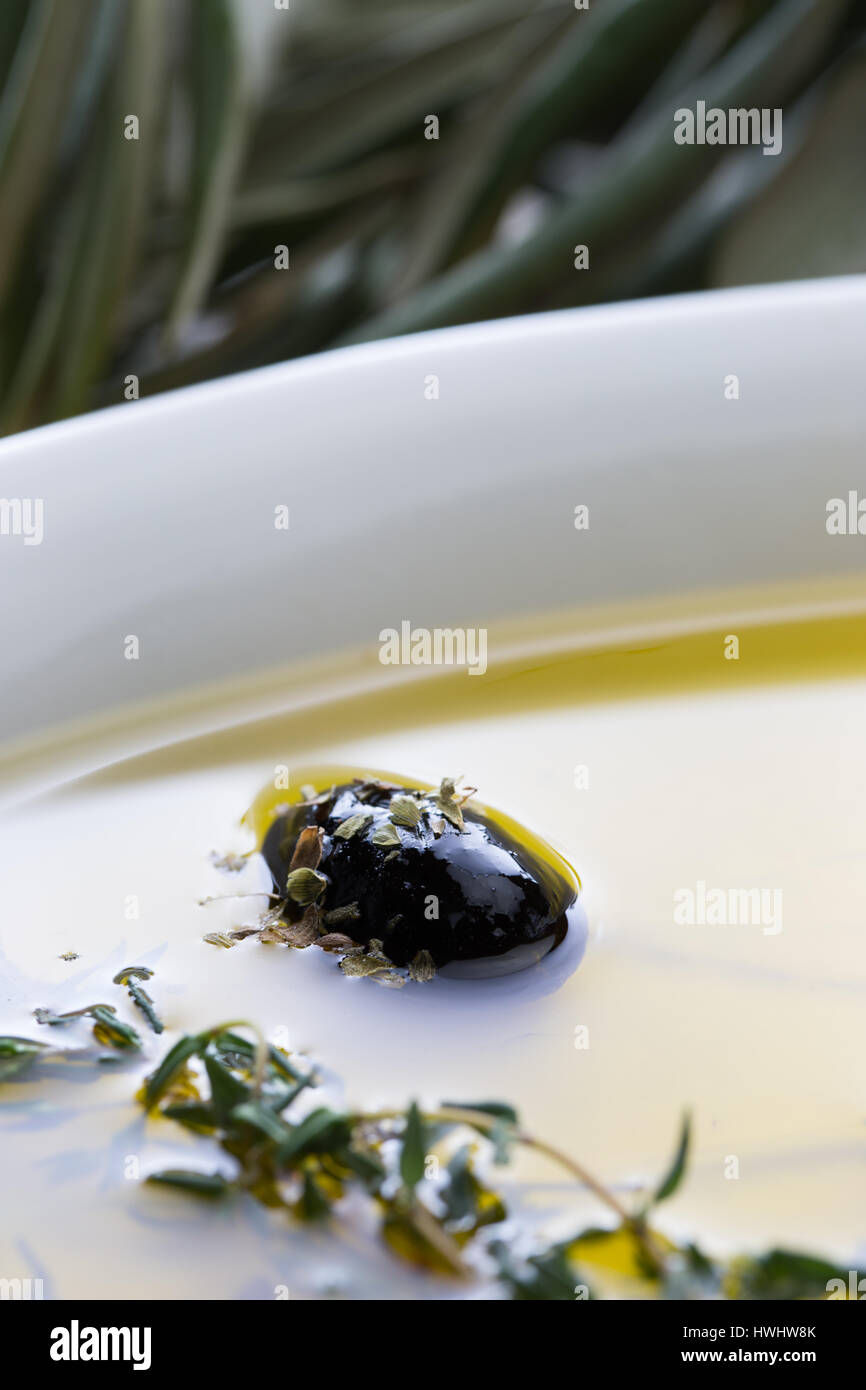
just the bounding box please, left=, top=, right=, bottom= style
left=90, top=1006, right=142, bottom=1051
left=146, top=1169, right=230, bottom=1198
left=203, top=1049, right=250, bottom=1121
left=322, top=903, right=361, bottom=928
left=285, top=868, right=328, bottom=905
left=161, top=1101, right=219, bottom=1133
left=652, top=1111, right=691, bottom=1205
left=274, top=905, right=321, bottom=948
left=491, top=1240, right=582, bottom=1301
left=276, top=1108, right=351, bottom=1163
left=408, top=949, right=436, bottom=983
left=143, top=1033, right=204, bottom=1110
left=203, top=932, right=236, bottom=948
left=289, top=825, right=324, bottom=870
left=333, top=812, right=373, bottom=840
left=231, top=1100, right=293, bottom=1145
left=371, top=822, right=402, bottom=849
left=441, top=1100, right=519, bottom=1127
left=339, top=941, right=403, bottom=984
left=113, top=966, right=164, bottom=1034
left=399, top=1101, right=428, bottom=1189
left=389, top=795, right=421, bottom=829
left=434, top=777, right=466, bottom=830
left=296, top=1170, right=332, bottom=1221
left=733, top=1248, right=862, bottom=1301
left=34, top=1002, right=142, bottom=1052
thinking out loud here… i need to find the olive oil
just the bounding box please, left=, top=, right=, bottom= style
left=1, top=581, right=865, bottom=1297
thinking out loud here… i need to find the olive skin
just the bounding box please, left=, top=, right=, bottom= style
left=261, top=780, right=576, bottom=971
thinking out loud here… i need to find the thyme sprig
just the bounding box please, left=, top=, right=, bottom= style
left=33, top=1003, right=142, bottom=1052
left=113, top=966, right=164, bottom=1035
left=134, top=1023, right=862, bottom=1300
left=1, top=1013, right=861, bottom=1300
left=7, top=970, right=163, bottom=1066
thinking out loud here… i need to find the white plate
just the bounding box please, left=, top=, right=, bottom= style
left=1, top=278, right=865, bottom=1300
left=2, top=275, right=865, bottom=767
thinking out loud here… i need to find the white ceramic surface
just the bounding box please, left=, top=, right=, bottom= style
left=1, top=276, right=865, bottom=757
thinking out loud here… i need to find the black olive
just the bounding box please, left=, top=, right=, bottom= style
left=260, top=778, right=579, bottom=977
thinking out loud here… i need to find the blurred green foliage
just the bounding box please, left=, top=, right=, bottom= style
left=0, top=0, right=863, bottom=434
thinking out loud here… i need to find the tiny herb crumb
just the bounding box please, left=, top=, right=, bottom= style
left=409, top=950, right=436, bottom=983
left=322, top=903, right=361, bottom=927
left=317, top=933, right=355, bottom=952
left=209, top=851, right=248, bottom=872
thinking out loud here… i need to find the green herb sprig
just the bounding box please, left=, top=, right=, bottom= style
left=33, top=1003, right=142, bottom=1052
left=113, top=966, right=164, bottom=1034
left=2, top=1011, right=860, bottom=1300
left=136, top=1022, right=863, bottom=1300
